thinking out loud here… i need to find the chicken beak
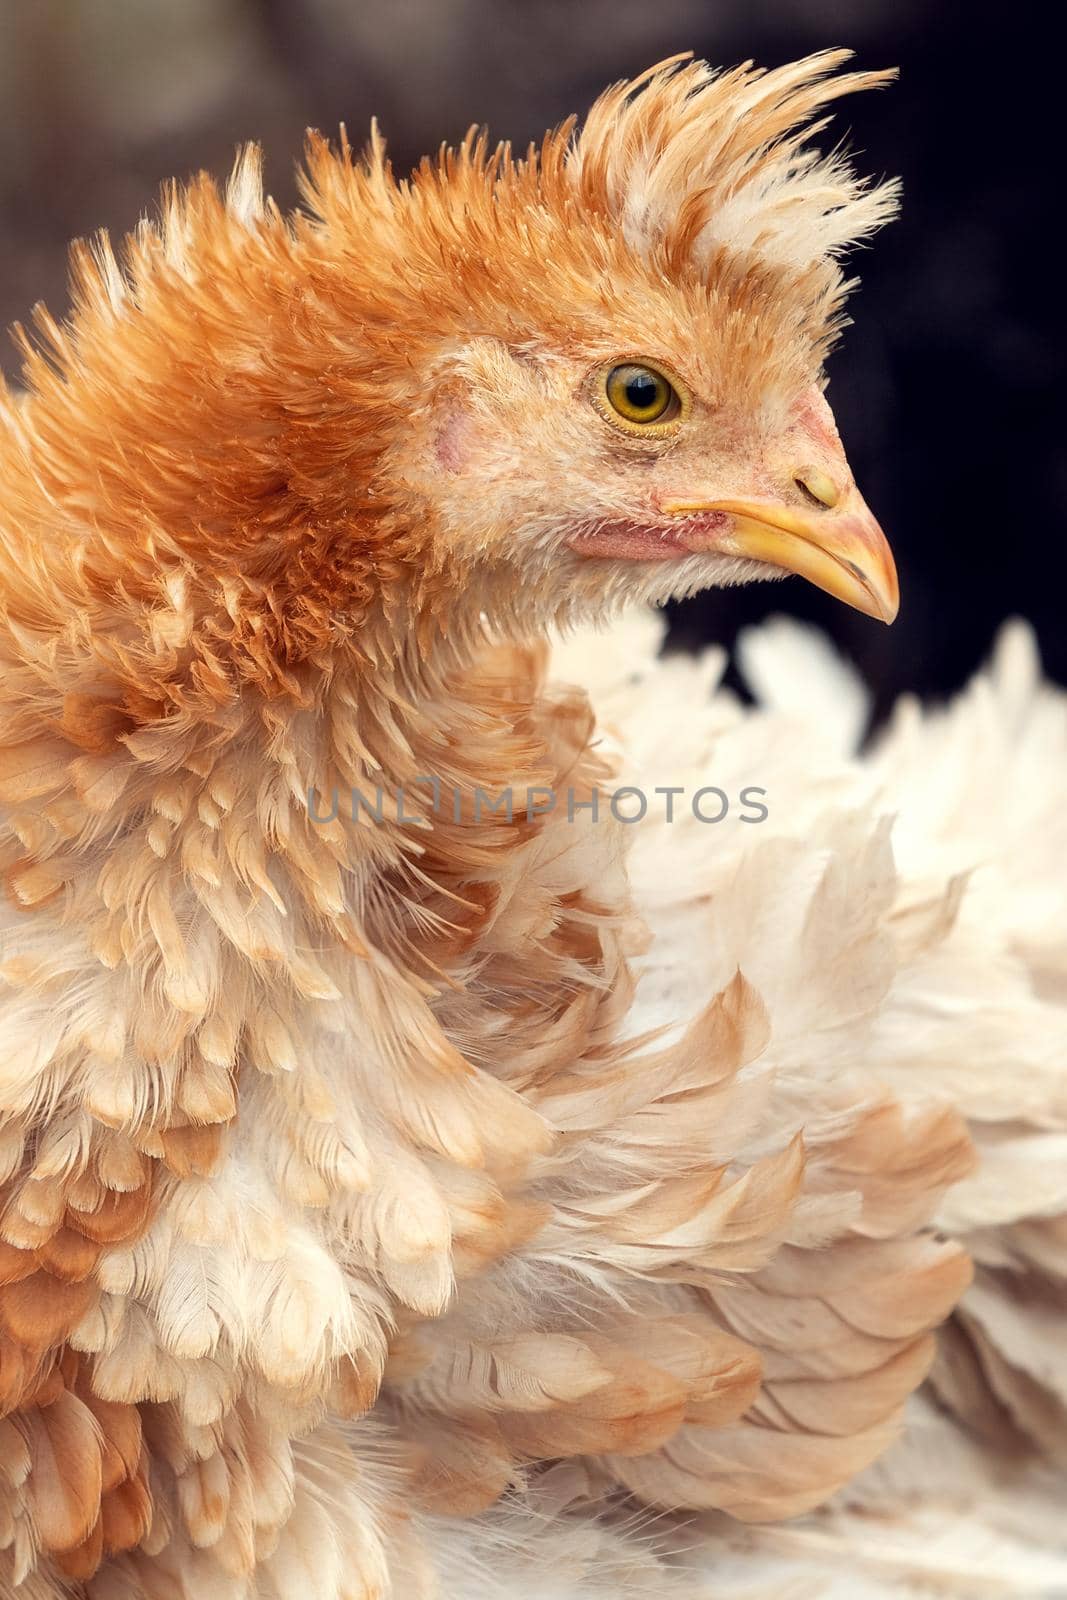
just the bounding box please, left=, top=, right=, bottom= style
left=662, top=477, right=899, bottom=624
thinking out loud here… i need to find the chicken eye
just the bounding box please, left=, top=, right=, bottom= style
left=603, top=363, right=678, bottom=426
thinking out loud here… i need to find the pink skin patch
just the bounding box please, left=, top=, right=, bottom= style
left=795, top=385, right=845, bottom=460
left=566, top=510, right=730, bottom=561
left=434, top=413, right=469, bottom=472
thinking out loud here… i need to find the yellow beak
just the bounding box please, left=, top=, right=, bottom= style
left=662, top=481, right=899, bottom=624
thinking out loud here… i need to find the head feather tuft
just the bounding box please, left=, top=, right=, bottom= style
left=565, top=50, right=899, bottom=279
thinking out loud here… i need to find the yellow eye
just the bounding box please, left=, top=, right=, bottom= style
left=603, top=362, right=680, bottom=427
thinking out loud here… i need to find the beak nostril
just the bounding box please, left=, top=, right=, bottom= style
left=795, top=476, right=825, bottom=509
left=793, top=465, right=840, bottom=510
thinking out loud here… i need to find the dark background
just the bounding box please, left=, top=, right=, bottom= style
left=1, top=1, right=1059, bottom=713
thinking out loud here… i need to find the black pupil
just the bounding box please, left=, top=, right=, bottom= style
left=625, top=371, right=660, bottom=411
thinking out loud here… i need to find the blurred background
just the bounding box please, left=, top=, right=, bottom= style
left=0, top=0, right=1059, bottom=713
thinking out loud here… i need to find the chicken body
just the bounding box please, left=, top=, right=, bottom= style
left=562, top=609, right=1067, bottom=1599
left=0, top=52, right=1034, bottom=1600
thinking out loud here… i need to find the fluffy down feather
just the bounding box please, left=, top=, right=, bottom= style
left=550, top=607, right=1067, bottom=1597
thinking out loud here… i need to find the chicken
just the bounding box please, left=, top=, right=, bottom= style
left=0, top=48, right=1048, bottom=1600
